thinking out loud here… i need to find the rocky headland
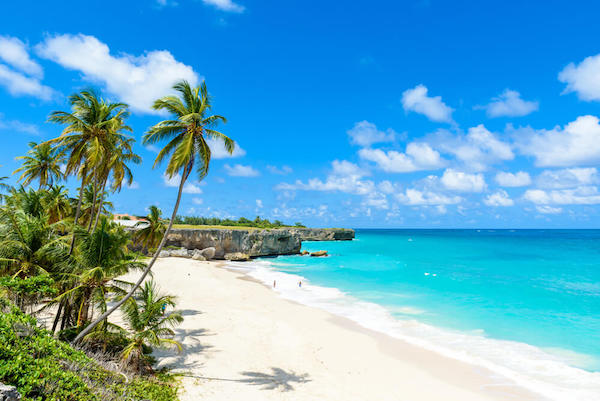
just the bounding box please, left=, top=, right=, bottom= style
left=159, top=227, right=354, bottom=260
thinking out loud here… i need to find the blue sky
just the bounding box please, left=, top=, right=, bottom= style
left=1, top=0, right=600, bottom=228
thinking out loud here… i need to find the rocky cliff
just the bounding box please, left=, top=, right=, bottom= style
left=165, top=228, right=302, bottom=259
left=288, top=228, right=355, bottom=241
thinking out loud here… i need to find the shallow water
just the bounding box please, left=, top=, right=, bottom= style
left=231, top=229, right=600, bottom=401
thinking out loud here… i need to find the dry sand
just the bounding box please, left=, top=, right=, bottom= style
left=124, top=258, right=546, bottom=401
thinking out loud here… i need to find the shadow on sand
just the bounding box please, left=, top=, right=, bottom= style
left=182, top=367, right=311, bottom=392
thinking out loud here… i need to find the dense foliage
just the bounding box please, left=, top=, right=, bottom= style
left=0, top=299, right=178, bottom=401
left=173, top=215, right=305, bottom=228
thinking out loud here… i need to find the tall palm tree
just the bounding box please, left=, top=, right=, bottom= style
left=42, top=185, right=72, bottom=225
left=74, top=80, right=233, bottom=343
left=46, top=89, right=131, bottom=253
left=13, top=142, right=64, bottom=189
left=91, top=137, right=141, bottom=232
left=120, top=280, right=183, bottom=373
left=133, top=205, right=166, bottom=253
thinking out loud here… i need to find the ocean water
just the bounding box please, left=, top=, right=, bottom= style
left=228, top=229, right=600, bottom=401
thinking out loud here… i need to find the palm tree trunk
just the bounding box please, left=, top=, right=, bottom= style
left=51, top=299, right=64, bottom=333
left=73, top=164, right=190, bottom=344
left=86, top=177, right=98, bottom=232
left=69, top=173, right=87, bottom=255
left=92, top=176, right=108, bottom=232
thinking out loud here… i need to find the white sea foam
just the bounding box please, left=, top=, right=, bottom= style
left=227, top=259, right=600, bottom=401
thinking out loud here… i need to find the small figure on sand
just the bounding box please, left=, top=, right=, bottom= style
left=273, top=280, right=276, bottom=288
left=298, top=281, right=302, bottom=288
left=161, top=302, right=166, bottom=315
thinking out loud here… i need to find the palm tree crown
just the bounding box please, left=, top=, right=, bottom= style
left=14, top=142, right=64, bottom=189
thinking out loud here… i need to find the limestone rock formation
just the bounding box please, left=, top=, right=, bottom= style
left=310, top=250, right=328, bottom=257
left=0, top=384, right=21, bottom=401
left=224, top=252, right=251, bottom=261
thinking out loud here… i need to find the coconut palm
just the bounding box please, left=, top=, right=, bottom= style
left=46, top=89, right=131, bottom=253
left=42, top=185, right=72, bottom=225
left=133, top=206, right=166, bottom=253
left=91, top=137, right=141, bottom=232
left=13, top=142, right=64, bottom=189
left=75, top=80, right=233, bottom=343
left=120, top=280, right=182, bottom=372
left=80, top=185, right=113, bottom=229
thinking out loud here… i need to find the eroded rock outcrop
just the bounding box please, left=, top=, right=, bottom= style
left=288, top=228, right=355, bottom=241
left=166, top=228, right=301, bottom=259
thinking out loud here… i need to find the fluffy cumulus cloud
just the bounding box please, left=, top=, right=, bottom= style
left=224, top=163, right=259, bottom=177
left=266, top=165, right=293, bottom=175
left=559, top=53, right=600, bottom=101
left=523, top=186, right=600, bottom=205
left=359, top=142, right=444, bottom=173
left=401, top=84, right=454, bottom=123
left=514, top=115, right=600, bottom=167
left=37, top=34, right=199, bottom=113
left=202, top=0, right=245, bottom=12
left=433, top=125, right=513, bottom=171
left=162, top=173, right=203, bottom=193
left=206, top=138, right=246, bottom=159
left=483, top=190, right=514, bottom=207
left=0, top=36, right=53, bottom=100
left=0, top=113, right=39, bottom=135
left=277, top=160, right=375, bottom=195
left=479, top=89, right=538, bottom=117
left=0, top=36, right=43, bottom=77
left=396, top=188, right=462, bottom=206
left=347, top=120, right=396, bottom=147
left=495, top=171, right=531, bottom=187
left=536, top=168, right=599, bottom=189
left=440, top=169, right=486, bottom=192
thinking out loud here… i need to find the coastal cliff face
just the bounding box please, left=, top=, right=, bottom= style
left=289, top=228, right=355, bottom=241
left=166, top=228, right=302, bottom=259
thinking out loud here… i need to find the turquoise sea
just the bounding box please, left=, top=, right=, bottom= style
left=232, top=229, right=600, bottom=401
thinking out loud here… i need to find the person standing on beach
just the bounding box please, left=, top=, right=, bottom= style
left=273, top=280, right=276, bottom=288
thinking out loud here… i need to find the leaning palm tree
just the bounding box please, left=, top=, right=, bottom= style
left=46, top=89, right=131, bottom=253
left=42, top=185, right=72, bottom=225
left=74, top=80, right=233, bottom=343
left=120, top=280, right=182, bottom=373
left=133, top=206, right=166, bottom=253
left=14, top=142, right=64, bottom=189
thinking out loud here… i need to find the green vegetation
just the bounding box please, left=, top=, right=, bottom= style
left=173, top=215, right=305, bottom=228
left=0, top=79, right=234, bottom=399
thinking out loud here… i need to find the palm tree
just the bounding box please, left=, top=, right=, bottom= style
left=42, top=185, right=72, bottom=225
left=120, top=280, right=183, bottom=373
left=46, top=89, right=131, bottom=254
left=133, top=206, right=166, bottom=253
left=80, top=185, right=113, bottom=229
left=91, top=137, right=141, bottom=232
left=13, top=142, right=64, bottom=189
left=74, top=80, right=233, bottom=343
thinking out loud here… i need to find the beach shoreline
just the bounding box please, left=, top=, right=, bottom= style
left=124, top=257, right=546, bottom=401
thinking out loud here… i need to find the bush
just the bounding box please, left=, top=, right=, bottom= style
left=0, top=275, right=57, bottom=313
left=0, top=301, right=179, bottom=401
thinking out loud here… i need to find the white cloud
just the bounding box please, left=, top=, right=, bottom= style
left=536, top=168, right=599, bottom=189
left=401, top=84, right=454, bottom=123
left=378, top=180, right=396, bottom=194
left=479, top=89, right=538, bottom=117
left=347, top=120, right=396, bottom=147
left=536, top=205, right=563, bottom=214
left=37, top=33, right=199, bottom=113
left=205, top=138, right=245, bottom=159
left=224, top=163, right=259, bottom=177
left=0, top=36, right=42, bottom=77
left=523, top=186, right=600, bottom=205
left=559, top=53, right=600, bottom=101
left=440, top=169, right=486, bottom=192
left=513, top=115, right=600, bottom=167
left=162, top=173, right=203, bottom=193
left=483, top=190, right=514, bottom=207
left=266, top=165, right=293, bottom=175
left=0, top=64, right=54, bottom=100
left=277, top=160, right=375, bottom=195
left=434, top=125, right=513, bottom=171
left=192, top=197, right=203, bottom=205
left=495, top=171, right=531, bottom=187
left=359, top=142, right=444, bottom=173
left=256, top=199, right=263, bottom=208
left=0, top=114, right=39, bottom=135
left=127, top=181, right=140, bottom=190
left=396, top=188, right=462, bottom=206
left=202, top=0, right=245, bottom=12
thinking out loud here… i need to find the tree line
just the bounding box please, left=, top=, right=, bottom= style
left=172, top=215, right=306, bottom=228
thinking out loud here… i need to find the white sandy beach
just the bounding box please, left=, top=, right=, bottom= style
left=124, top=258, right=545, bottom=401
